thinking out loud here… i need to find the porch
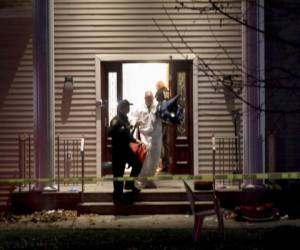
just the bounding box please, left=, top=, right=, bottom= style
left=11, top=180, right=276, bottom=217
left=9, top=134, right=247, bottom=216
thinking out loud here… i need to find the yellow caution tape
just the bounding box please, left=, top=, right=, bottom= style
left=1, top=172, right=300, bottom=184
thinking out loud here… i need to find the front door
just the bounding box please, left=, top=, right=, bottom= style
left=100, top=60, right=193, bottom=175
left=169, top=60, right=193, bottom=174
left=101, top=62, right=122, bottom=175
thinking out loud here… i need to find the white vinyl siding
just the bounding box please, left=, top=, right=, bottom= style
left=54, top=0, right=242, bottom=175
left=0, top=13, right=33, bottom=208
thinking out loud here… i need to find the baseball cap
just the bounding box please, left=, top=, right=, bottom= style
left=118, top=99, right=133, bottom=108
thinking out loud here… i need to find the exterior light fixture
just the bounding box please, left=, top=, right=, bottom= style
left=64, top=76, right=73, bottom=91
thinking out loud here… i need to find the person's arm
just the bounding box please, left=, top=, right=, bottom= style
left=128, top=109, right=137, bottom=127
left=108, top=118, right=117, bottom=137
left=117, top=123, right=137, bottom=143
left=139, top=112, right=154, bottom=135
left=126, top=127, right=137, bottom=143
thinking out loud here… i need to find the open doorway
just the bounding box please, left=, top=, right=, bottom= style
left=99, top=57, right=194, bottom=176
left=123, top=63, right=169, bottom=110
left=108, top=63, right=169, bottom=122
left=122, top=63, right=169, bottom=175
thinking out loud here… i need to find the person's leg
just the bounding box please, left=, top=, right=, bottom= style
left=161, top=124, right=169, bottom=172
left=112, top=150, right=126, bottom=201
left=139, top=143, right=152, bottom=177
left=138, top=137, right=161, bottom=188
left=149, top=135, right=162, bottom=176
left=142, top=136, right=162, bottom=188
left=125, top=149, right=142, bottom=191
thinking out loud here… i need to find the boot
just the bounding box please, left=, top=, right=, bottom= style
left=113, top=193, right=133, bottom=205
left=124, top=182, right=141, bottom=193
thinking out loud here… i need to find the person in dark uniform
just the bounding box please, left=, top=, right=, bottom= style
left=109, top=99, right=142, bottom=205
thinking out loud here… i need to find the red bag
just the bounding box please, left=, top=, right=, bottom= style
left=130, top=141, right=148, bottom=164
left=130, top=125, right=148, bottom=164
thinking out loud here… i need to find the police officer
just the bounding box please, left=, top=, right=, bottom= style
left=109, top=99, right=142, bottom=205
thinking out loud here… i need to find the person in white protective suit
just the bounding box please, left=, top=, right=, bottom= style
left=130, top=91, right=162, bottom=188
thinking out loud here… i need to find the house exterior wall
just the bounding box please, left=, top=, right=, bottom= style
left=0, top=3, right=33, bottom=207
left=53, top=0, right=242, bottom=175
left=0, top=20, right=33, bottom=175
left=0, top=0, right=243, bottom=182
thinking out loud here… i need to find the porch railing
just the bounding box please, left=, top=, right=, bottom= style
left=17, top=134, right=85, bottom=192
left=56, top=135, right=85, bottom=194
left=18, top=135, right=32, bottom=191
left=212, top=134, right=242, bottom=189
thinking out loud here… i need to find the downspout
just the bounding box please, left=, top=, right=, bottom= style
left=242, top=0, right=264, bottom=188
left=258, top=0, right=266, bottom=179
left=32, top=0, right=55, bottom=190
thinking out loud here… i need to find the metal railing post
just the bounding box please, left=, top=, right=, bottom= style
left=63, top=139, right=66, bottom=185
left=72, top=139, right=75, bottom=185
left=212, top=134, right=216, bottom=191
left=22, top=136, right=26, bottom=189
left=80, top=137, right=85, bottom=202
left=28, top=136, right=31, bottom=191
left=222, top=138, right=225, bottom=187
left=57, top=135, right=60, bottom=192
left=66, top=140, right=69, bottom=179
left=18, top=136, right=21, bottom=192
left=76, top=140, right=79, bottom=178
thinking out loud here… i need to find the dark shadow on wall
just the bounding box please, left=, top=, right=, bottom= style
left=222, top=75, right=242, bottom=136
left=60, top=85, right=73, bottom=123
left=0, top=17, right=32, bottom=110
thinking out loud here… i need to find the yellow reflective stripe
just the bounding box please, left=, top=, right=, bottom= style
left=2, top=172, right=300, bottom=184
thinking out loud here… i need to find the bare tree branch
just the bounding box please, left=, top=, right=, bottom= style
left=176, top=0, right=300, bottom=50
left=152, top=4, right=300, bottom=114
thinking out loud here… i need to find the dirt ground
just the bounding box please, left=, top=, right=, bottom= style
left=1, top=211, right=300, bottom=230
left=1, top=212, right=300, bottom=250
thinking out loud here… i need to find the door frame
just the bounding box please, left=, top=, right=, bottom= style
left=95, top=54, right=199, bottom=177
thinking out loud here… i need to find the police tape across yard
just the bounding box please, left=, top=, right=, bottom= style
left=1, top=172, right=300, bottom=184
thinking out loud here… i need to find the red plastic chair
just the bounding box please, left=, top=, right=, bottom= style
left=183, top=180, right=224, bottom=241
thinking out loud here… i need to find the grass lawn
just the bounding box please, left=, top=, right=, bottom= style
left=0, top=226, right=299, bottom=250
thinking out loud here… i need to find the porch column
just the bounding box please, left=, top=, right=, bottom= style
left=32, top=0, right=55, bottom=190
left=242, top=0, right=265, bottom=187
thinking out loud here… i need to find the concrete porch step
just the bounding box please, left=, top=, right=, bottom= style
left=77, top=201, right=214, bottom=215
left=81, top=191, right=213, bottom=203
left=11, top=189, right=216, bottom=214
